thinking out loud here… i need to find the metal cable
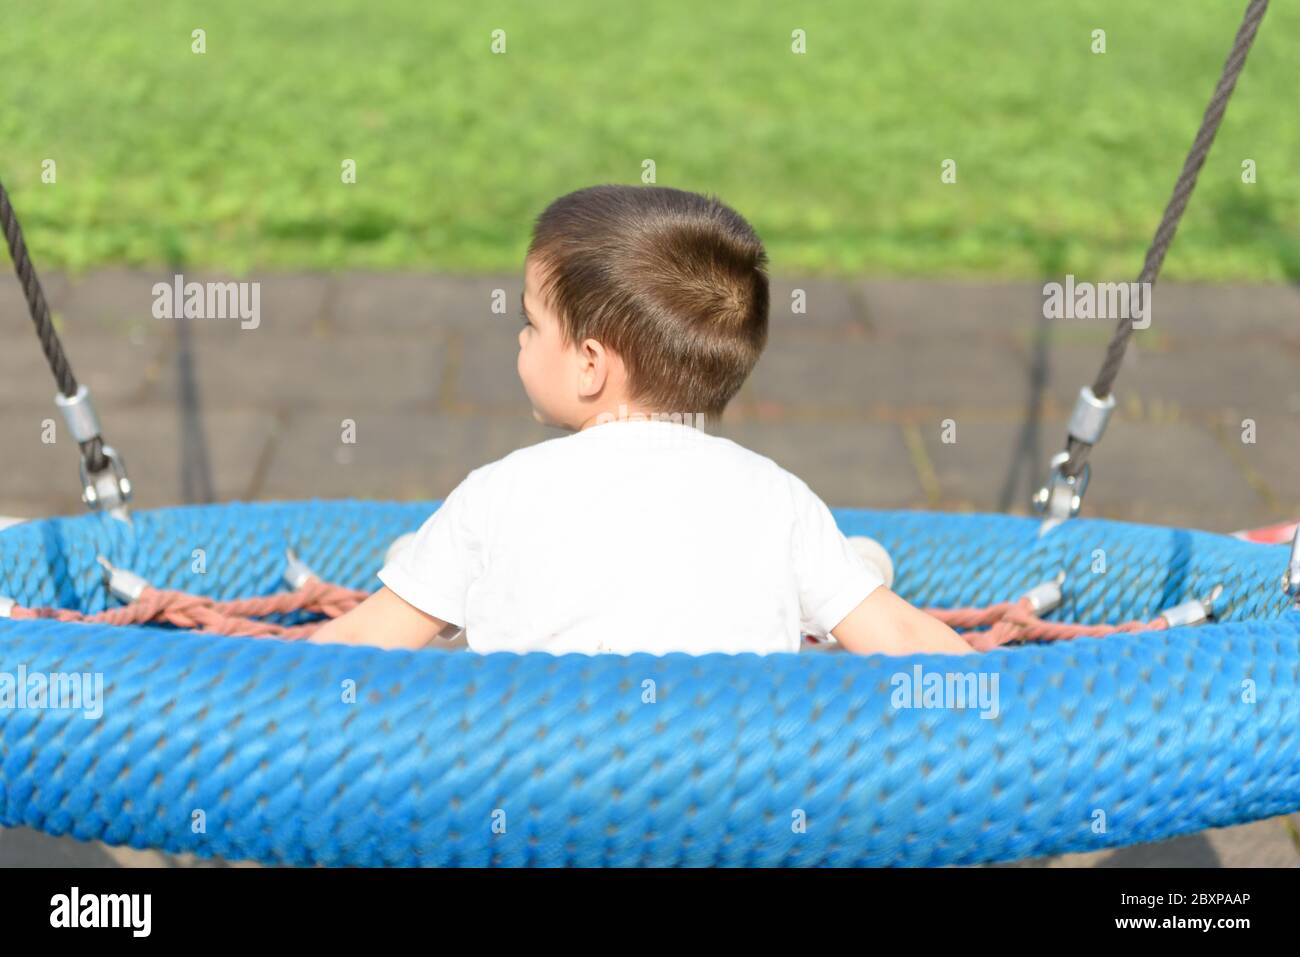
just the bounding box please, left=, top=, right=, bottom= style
left=0, top=177, right=109, bottom=473
left=1060, top=0, right=1270, bottom=479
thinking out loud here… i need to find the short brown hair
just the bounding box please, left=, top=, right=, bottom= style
left=526, top=184, right=769, bottom=420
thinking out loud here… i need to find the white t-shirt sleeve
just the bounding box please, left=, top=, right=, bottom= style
left=788, top=474, right=885, bottom=638
left=376, top=468, right=489, bottom=627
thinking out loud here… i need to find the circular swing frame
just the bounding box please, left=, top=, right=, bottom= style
left=0, top=0, right=1292, bottom=867
left=1, top=500, right=1297, bottom=866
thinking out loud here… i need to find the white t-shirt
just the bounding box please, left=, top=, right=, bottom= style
left=377, top=419, right=884, bottom=655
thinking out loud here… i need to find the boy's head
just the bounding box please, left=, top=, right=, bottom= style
left=518, top=184, right=769, bottom=431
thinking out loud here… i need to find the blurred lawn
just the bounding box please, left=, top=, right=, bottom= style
left=0, top=0, right=1297, bottom=279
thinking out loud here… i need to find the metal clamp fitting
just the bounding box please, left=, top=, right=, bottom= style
left=283, top=548, right=318, bottom=590
left=1158, top=584, right=1223, bottom=629
left=1281, top=526, right=1300, bottom=599
left=96, top=556, right=150, bottom=603
left=1033, top=451, right=1090, bottom=525
left=1033, top=387, right=1116, bottom=529
left=1066, top=386, right=1116, bottom=446
left=55, top=385, right=102, bottom=443
left=1020, top=572, right=1066, bottom=615
left=56, top=386, right=132, bottom=517
left=81, top=445, right=132, bottom=513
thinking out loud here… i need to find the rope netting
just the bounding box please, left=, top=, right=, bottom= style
left=2, top=558, right=1171, bottom=651
left=6, top=577, right=367, bottom=639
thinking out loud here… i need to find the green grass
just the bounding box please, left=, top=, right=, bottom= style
left=1, top=0, right=1298, bottom=279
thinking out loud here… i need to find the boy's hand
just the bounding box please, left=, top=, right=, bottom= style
left=309, top=586, right=453, bottom=650
left=831, top=587, right=974, bottom=656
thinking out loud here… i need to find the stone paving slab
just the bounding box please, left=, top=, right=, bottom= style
left=767, top=278, right=867, bottom=328
left=454, top=326, right=532, bottom=408
left=257, top=412, right=562, bottom=501
left=1082, top=421, right=1274, bottom=532
left=917, top=418, right=1275, bottom=532
left=1042, top=339, right=1300, bottom=418
left=712, top=420, right=922, bottom=508
left=154, top=330, right=450, bottom=414
left=853, top=279, right=1300, bottom=338
left=332, top=273, right=519, bottom=331
left=1, top=322, right=164, bottom=409
left=749, top=323, right=1032, bottom=415
left=0, top=826, right=255, bottom=868
left=4, top=814, right=1294, bottom=869
left=28, top=269, right=337, bottom=338
left=0, top=272, right=1295, bottom=868
left=853, top=279, right=1042, bottom=335
left=1218, top=407, right=1300, bottom=514
left=995, top=816, right=1300, bottom=868
left=0, top=407, right=278, bottom=512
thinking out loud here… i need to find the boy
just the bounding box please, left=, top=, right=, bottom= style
left=312, top=185, right=971, bottom=656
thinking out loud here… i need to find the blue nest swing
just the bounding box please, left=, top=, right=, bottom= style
left=1, top=501, right=1299, bottom=866
left=2, top=0, right=1295, bottom=866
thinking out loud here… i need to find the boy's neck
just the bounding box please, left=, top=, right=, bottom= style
left=574, top=403, right=707, bottom=432
left=576, top=402, right=653, bottom=431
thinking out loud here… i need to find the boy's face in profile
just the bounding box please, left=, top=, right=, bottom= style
left=517, top=255, right=578, bottom=429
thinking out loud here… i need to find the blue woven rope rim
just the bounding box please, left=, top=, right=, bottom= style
left=1, top=501, right=1297, bottom=866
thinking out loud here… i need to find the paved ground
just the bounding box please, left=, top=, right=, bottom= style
left=1, top=270, right=1297, bottom=867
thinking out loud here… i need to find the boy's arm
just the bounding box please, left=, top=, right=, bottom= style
left=310, top=586, right=453, bottom=650
left=316, top=467, right=490, bottom=650
left=831, top=586, right=975, bottom=656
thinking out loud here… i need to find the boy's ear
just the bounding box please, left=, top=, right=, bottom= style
left=577, top=337, right=610, bottom=396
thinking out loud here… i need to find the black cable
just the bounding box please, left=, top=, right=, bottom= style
left=1059, top=0, right=1269, bottom=480
left=0, top=177, right=109, bottom=474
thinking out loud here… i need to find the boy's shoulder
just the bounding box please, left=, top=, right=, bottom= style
left=466, top=424, right=807, bottom=495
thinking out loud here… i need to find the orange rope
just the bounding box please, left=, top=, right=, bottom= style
left=797, top=597, right=1168, bottom=650
left=928, top=597, right=1167, bottom=651
left=10, top=580, right=368, bottom=639
left=11, top=575, right=1168, bottom=647
left=210, top=578, right=367, bottom=620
